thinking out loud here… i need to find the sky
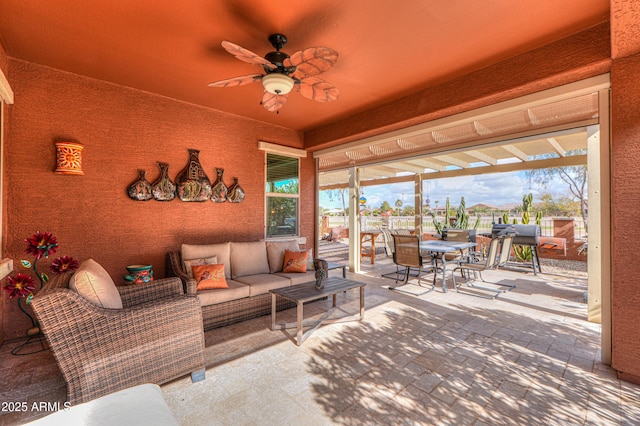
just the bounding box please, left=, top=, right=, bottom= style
left=319, top=170, right=570, bottom=211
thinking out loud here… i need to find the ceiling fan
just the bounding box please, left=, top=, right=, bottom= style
left=208, top=33, right=339, bottom=113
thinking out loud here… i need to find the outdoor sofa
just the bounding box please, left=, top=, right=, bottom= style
left=167, top=240, right=318, bottom=330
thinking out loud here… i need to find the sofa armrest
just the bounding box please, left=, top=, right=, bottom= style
left=118, top=277, right=184, bottom=307
left=32, top=289, right=205, bottom=404
left=185, top=278, right=197, bottom=295
left=166, top=251, right=191, bottom=289
left=313, top=258, right=329, bottom=271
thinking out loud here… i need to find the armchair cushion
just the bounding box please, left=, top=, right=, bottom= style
left=69, top=259, right=122, bottom=309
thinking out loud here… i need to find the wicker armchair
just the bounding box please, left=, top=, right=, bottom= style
left=31, top=272, right=206, bottom=404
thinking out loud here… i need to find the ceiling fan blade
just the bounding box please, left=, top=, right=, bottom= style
left=286, top=47, right=338, bottom=78
left=262, top=91, right=288, bottom=112
left=221, top=41, right=276, bottom=70
left=297, top=77, right=339, bottom=102
left=208, top=74, right=263, bottom=88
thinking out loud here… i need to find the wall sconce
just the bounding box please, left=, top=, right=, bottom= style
left=54, top=141, right=84, bottom=175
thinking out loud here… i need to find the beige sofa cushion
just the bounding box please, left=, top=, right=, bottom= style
left=182, top=242, right=231, bottom=278
left=230, top=241, right=269, bottom=279
left=266, top=240, right=300, bottom=273
left=275, top=271, right=316, bottom=286
left=69, top=259, right=123, bottom=309
left=196, top=280, right=250, bottom=306
left=233, top=274, right=290, bottom=297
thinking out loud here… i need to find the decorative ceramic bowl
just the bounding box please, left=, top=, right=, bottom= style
left=124, top=264, right=154, bottom=284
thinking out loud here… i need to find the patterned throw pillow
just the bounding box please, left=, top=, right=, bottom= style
left=191, top=264, right=228, bottom=290
left=282, top=249, right=309, bottom=273
left=183, top=255, right=218, bottom=278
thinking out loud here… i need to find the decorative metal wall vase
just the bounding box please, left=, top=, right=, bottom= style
left=127, top=170, right=153, bottom=201
left=226, top=177, right=245, bottom=203
left=210, top=168, right=228, bottom=203
left=151, top=162, right=176, bottom=201
left=175, top=149, right=212, bottom=202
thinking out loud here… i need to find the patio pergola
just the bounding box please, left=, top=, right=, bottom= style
left=313, top=76, right=610, bottom=361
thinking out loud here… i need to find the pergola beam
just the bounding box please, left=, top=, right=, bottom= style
left=502, top=144, right=529, bottom=161
left=546, top=137, right=567, bottom=157
left=466, top=150, right=498, bottom=165
left=318, top=154, right=587, bottom=190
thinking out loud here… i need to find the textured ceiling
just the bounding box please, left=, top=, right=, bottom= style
left=0, top=0, right=609, bottom=132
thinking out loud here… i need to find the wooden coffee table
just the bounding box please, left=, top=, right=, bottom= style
left=270, top=277, right=366, bottom=345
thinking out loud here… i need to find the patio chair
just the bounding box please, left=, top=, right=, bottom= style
left=389, top=234, right=436, bottom=295
left=32, top=269, right=206, bottom=404
left=452, top=235, right=516, bottom=299
left=496, top=234, right=514, bottom=268
left=442, top=229, right=477, bottom=263
left=380, top=228, right=419, bottom=280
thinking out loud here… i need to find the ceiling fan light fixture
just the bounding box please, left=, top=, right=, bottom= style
left=262, top=73, right=294, bottom=95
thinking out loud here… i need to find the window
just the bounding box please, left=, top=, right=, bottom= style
left=266, top=153, right=299, bottom=237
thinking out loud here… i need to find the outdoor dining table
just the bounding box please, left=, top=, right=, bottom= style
left=360, top=230, right=381, bottom=265
left=419, top=240, right=477, bottom=292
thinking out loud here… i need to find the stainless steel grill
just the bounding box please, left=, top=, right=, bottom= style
left=511, top=224, right=541, bottom=246
left=491, top=223, right=542, bottom=274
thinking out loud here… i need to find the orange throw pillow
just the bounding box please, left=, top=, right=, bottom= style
left=283, top=249, right=309, bottom=273
left=191, top=264, right=228, bottom=290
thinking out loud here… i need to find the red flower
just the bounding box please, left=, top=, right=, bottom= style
left=3, top=273, right=36, bottom=298
left=24, top=231, right=58, bottom=259
left=50, top=256, right=79, bottom=274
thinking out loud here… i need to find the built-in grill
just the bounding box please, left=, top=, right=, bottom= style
left=491, top=223, right=542, bottom=274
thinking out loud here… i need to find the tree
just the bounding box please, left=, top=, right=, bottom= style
left=538, top=193, right=581, bottom=217
left=395, top=199, right=403, bottom=216
left=526, top=150, right=588, bottom=233
left=380, top=200, right=392, bottom=213
left=402, top=205, right=415, bottom=216
left=324, top=188, right=348, bottom=224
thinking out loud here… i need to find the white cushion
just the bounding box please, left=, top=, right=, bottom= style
left=25, top=383, right=177, bottom=425
left=69, top=259, right=122, bottom=309
left=230, top=241, right=269, bottom=279
left=266, top=240, right=300, bottom=273
left=182, top=242, right=231, bottom=278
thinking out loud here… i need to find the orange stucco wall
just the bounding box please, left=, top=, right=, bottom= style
left=610, top=0, right=640, bottom=383
left=0, top=42, right=7, bottom=77
left=1, top=59, right=312, bottom=338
